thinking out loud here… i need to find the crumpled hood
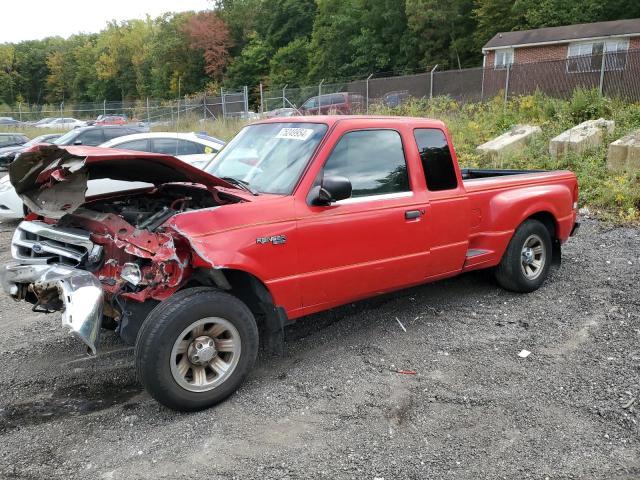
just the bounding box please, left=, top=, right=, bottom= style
left=9, top=144, right=235, bottom=218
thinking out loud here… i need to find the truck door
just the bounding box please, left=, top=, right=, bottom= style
left=295, top=127, right=431, bottom=310
left=412, top=128, right=470, bottom=277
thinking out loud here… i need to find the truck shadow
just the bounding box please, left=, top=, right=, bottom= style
left=0, top=269, right=499, bottom=427
left=0, top=378, right=142, bottom=432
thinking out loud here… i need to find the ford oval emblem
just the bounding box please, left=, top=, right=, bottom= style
left=32, top=243, right=43, bottom=253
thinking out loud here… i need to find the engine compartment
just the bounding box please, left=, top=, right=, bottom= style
left=83, top=184, right=227, bottom=232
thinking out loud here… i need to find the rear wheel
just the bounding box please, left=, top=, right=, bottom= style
left=495, top=219, right=552, bottom=293
left=135, top=287, right=259, bottom=411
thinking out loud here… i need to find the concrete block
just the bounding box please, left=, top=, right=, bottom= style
left=549, top=118, right=615, bottom=158
left=607, top=129, right=640, bottom=171
left=477, top=124, right=542, bottom=159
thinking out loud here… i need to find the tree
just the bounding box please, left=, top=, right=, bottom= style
left=350, top=0, right=413, bottom=74
left=0, top=44, right=18, bottom=104
left=268, top=37, right=311, bottom=87
left=225, top=34, right=272, bottom=88
left=183, top=11, right=231, bottom=79
left=307, top=0, right=363, bottom=81
left=406, top=0, right=478, bottom=70
left=216, top=0, right=263, bottom=56
left=258, top=0, right=317, bottom=49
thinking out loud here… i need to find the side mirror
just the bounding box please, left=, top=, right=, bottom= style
left=73, top=140, right=82, bottom=145
left=310, top=175, right=352, bottom=206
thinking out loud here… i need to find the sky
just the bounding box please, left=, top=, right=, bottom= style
left=0, top=0, right=213, bottom=43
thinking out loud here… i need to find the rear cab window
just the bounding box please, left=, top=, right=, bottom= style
left=413, top=128, right=458, bottom=191
left=320, top=129, right=410, bottom=199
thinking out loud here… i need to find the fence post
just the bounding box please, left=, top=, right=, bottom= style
left=221, top=88, right=226, bottom=119
left=103, top=99, right=106, bottom=116
left=60, top=102, right=64, bottom=118
left=366, top=73, right=373, bottom=113
left=243, top=86, right=249, bottom=115
left=146, top=97, right=150, bottom=125
left=282, top=84, right=288, bottom=109
left=259, top=83, right=264, bottom=114
left=18, top=103, right=22, bottom=122
left=430, top=64, right=438, bottom=100
left=318, top=79, right=324, bottom=115
left=480, top=66, right=486, bottom=102
left=503, top=63, right=511, bottom=112
left=203, top=94, right=207, bottom=122
left=599, top=50, right=607, bottom=96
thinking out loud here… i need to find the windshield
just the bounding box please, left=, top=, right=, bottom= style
left=53, top=129, right=81, bottom=145
left=24, top=135, right=55, bottom=147
left=205, top=122, right=327, bottom=195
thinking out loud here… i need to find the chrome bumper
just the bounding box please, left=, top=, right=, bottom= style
left=0, top=263, right=103, bottom=354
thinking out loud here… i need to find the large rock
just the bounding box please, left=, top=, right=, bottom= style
left=607, top=129, right=640, bottom=171
left=549, top=118, right=615, bottom=158
left=477, top=125, right=541, bottom=160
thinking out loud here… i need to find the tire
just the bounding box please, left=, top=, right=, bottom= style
left=135, top=287, right=259, bottom=411
left=495, top=219, right=553, bottom=293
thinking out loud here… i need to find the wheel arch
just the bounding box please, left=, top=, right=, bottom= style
left=186, top=267, right=289, bottom=354
left=520, top=210, right=562, bottom=266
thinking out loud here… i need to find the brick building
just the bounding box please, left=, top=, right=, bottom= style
left=481, top=18, right=640, bottom=100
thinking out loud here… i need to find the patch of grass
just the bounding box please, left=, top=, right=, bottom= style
left=373, top=90, right=640, bottom=224
left=154, top=115, right=249, bottom=141
left=1, top=126, right=68, bottom=139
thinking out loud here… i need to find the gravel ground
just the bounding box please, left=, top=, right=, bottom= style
left=0, top=216, right=638, bottom=480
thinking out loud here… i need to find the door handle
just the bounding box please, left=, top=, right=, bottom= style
left=405, top=210, right=423, bottom=220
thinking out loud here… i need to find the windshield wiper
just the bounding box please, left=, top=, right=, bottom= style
left=220, top=177, right=259, bottom=196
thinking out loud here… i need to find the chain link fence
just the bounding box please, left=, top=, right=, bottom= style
left=0, top=89, right=251, bottom=126
left=261, top=48, right=640, bottom=115
left=2, top=49, right=640, bottom=125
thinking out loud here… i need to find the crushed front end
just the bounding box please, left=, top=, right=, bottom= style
left=0, top=145, right=243, bottom=354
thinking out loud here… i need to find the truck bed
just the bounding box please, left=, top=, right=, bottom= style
left=461, top=168, right=545, bottom=180
left=461, top=168, right=576, bottom=194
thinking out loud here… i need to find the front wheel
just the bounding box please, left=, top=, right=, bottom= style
left=494, top=219, right=552, bottom=293
left=135, top=287, right=259, bottom=411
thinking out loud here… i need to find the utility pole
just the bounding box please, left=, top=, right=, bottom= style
left=430, top=65, right=438, bottom=100
left=366, top=74, right=373, bottom=113
left=318, top=79, right=324, bottom=115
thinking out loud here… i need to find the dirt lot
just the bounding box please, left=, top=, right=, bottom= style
left=0, top=216, right=638, bottom=480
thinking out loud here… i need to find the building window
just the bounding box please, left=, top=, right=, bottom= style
left=567, top=39, right=629, bottom=73
left=494, top=48, right=514, bottom=69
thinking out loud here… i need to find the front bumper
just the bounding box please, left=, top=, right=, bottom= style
left=0, top=263, right=103, bottom=354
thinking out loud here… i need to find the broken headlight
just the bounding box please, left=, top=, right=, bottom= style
left=120, top=262, right=142, bottom=286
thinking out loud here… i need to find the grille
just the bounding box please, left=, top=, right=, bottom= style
left=11, top=221, right=102, bottom=267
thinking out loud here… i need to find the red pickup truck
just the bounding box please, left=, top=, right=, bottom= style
left=1, top=116, right=578, bottom=411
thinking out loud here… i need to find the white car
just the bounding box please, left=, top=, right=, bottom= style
left=0, top=133, right=225, bottom=219
left=0, top=173, right=153, bottom=220
left=37, top=117, right=86, bottom=130
left=100, top=132, right=225, bottom=169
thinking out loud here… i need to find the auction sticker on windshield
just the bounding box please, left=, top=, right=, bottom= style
left=275, top=128, right=314, bottom=141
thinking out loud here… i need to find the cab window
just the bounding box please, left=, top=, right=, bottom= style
left=322, top=129, right=410, bottom=198
left=413, top=129, right=458, bottom=191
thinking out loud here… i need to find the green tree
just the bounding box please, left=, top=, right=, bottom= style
left=225, top=34, right=272, bottom=88
left=407, top=0, right=478, bottom=69
left=0, top=44, right=18, bottom=105
left=258, top=0, right=317, bottom=49
left=268, top=37, right=310, bottom=87
left=307, top=0, right=363, bottom=81
left=350, top=0, right=412, bottom=74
